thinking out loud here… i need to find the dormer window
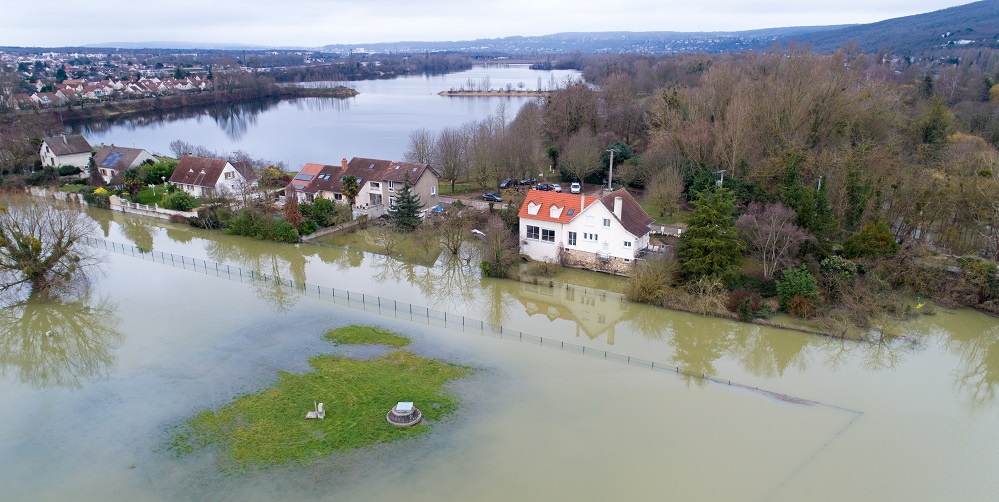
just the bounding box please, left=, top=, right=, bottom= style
left=527, top=201, right=541, bottom=215
left=549, top=205, right=563, bottom=219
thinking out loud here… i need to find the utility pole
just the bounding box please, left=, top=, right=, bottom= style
left=606, top=149, right=615, bottom=191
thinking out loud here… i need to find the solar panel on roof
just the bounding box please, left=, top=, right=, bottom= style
left=294, top=173, right=314, bottom=181
left=101, top=151, right=124, bottom=167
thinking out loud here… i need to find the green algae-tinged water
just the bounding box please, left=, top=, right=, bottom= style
left=1, top=210, right=997, bottom=501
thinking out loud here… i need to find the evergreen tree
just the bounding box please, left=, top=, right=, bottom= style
left=677, top=186, right=745, bottom=281
left=387, top=172, right=422, bottom=232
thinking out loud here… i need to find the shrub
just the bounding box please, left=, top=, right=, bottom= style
left=785, top=293, right=817, bottom=318
left=298, top=220, right=318, bottom=235
left=271, top=221, right=299, bottom=243
left=161, top=191, right=198, bottom=211
left=624, top=257, right=677, bottom=304
left=776, top=265, right=818, bottom=312
left=82, top=187, right=110, bottom=209
left=820, top=255, right=858, bottom=278
left=842, top=221, right=899, bottom=259
left=527, top=260, right=561, bottom=277
left=58, top=165, right=82, bottom=176
left=737, top=297, right=755, bottom=322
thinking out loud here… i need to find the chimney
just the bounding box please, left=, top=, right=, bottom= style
left=580, top=193, right=585, bottom=212
left=62, top=134, right=67, bottom=145
left=341, top=158, right=348, bottom=171
left=614, top=196, right=623, bottom=220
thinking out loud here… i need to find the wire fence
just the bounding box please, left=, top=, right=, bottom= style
left=83, top=235, right=861, bottom=414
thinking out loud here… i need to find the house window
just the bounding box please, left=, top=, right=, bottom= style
left=568, top=231, right=577, bottom=246
left=389, top=196, right=396, bottom=206
left=225, top=171, right=234, bottom=180
left=603, top=218, right=611, bottom=227
left=431, top=185, right=437, bottom=196
left=624, top=241, right=632, bottom=247
left=333, top=193, right=343, bottom=201
left=583, top=233, right=598, bottom=241
left=542, top=229, right=555, bottom=242
left=526, top=225, right=540, bottom=240
left=387, top=181, right=394, bottom=191
left=370, top=181, right=380, bottom=189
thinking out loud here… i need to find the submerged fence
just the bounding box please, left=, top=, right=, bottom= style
left=83, top=236, right=860, bottom=413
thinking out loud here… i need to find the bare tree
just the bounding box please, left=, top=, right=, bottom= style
left=736, top=203, right=814, bottom=279
left=558, top=130, right=602, bottom=187
left=403, top=128, right=436, bottom=164
left=438, top=206, right=471, bottom=255
left=646, top=163, right=685, bottom=218
left=0, top=200, right=101, bottom=297
left=478, top=215, right=518, bottom=278
left=432, top=126, right=468, bottom=193
left=367, top=225, right=402, bottom=255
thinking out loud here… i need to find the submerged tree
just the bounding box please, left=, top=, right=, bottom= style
left=0, top=201, right=101, bottom=297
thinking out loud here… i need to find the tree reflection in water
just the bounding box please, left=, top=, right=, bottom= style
left=120, top=219, right=154, bottom=253
left=0, top=291, right=122, bottom=388
left=734, top=326, right=810, bottom=378
left=669, top=320, right=736, bottom=387
left=948, top=325, right=999, bottom=406
left=204, top=239, right=307, bottom=314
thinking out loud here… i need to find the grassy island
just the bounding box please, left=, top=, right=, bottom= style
left=170, top=326, right=471, bottom=470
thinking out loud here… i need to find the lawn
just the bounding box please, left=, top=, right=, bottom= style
left=637, top=196, right=688, bottom=225
left=441, top=181, right=488, bottom=196
left=134, top=184, right=175, bottom=205
left=170, top=326, right=472, bottom=470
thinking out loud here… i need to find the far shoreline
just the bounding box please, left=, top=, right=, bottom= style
left=438, top=90, right=551, bottom=97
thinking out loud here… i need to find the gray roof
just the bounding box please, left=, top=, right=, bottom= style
left=43, top=134, right=92, bottom=156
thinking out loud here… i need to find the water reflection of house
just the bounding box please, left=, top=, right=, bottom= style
left=515, top=283, right=627, bottom=345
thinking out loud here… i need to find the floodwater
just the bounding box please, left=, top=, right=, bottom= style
left=1, top=209, right=997, bottom=501
left=68, top=64, right=580, bottom=166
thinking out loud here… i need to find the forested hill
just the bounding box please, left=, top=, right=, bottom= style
left=779, top=1, right=999, bottom=55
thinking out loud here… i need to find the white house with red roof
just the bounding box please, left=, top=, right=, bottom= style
left=518, top=188, right=654, bottom=274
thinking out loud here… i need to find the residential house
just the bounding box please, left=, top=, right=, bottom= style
left=92, top=145, right=157, bottom=183
left=39, top=134, right=92, bottom=168
left=287, top=157, right=440, bottom=216
left=518, top=188, right=654, bottom=275
left=168, top=155, right=258, bottom=197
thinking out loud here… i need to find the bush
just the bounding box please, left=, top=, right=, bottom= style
left=271, top=221, right=299, bottom=243
left=298, top=220, right=318, bottom=235
left=58, top=165, right=82, bottom=176
left=820, top=255, right=858, bottom=278
left=624, top=257, right=677, bottom=304
left=527, top=260, right=561, bottom=277
left=776, top=265, right=818, bottom=312
left=82, top=187, right=110, bottom=209
left=842, top=221, right=899, bottom=259
left=161, top=191, right=198, bottom=211
left=785, top=293, right=817, bottom=318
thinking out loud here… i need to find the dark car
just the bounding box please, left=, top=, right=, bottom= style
left=499, top=178, right=513, bottom=189
left=535, top=183, right=553, bottom=191
left=519, top=177, right=537, bottom=186
left=482, top=192, right=503, bottom=202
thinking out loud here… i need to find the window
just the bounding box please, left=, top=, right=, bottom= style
left=389, top=196, right=396, bottom=206
left=603, top=218, right=611, bottom=227
left=542, top=229, right=555, bottom=242
left=431, top=185, right=436, bottom=195
left=526, top=225, right=540, bottom=240
left=624, top=241, right=632, bottom=247
left=387, top=181, right=394, bottom=191
left=333, top=193, right=343, bottom=201
left=583, top=233, right=598, bottom=241
left=568, top=231, right=577, bottom=246
left=224, top=171, right=234, bottom=180
left=370, top=181, right=380, bottom=189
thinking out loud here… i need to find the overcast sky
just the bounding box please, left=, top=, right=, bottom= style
left=1, top=0, right=976, bottom=48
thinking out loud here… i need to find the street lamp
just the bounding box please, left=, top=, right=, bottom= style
left=606, top=149, right=615, bottom=191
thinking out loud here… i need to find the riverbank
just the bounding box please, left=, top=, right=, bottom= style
left=437, top=90, right=550, bottom=97
left=4, top=86, right=357, bottom=125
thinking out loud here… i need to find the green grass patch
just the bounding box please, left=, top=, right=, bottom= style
left=170, top=326, right=471, bottom=470
left=323, top=325, right=410, bottom=348
left=56, top=184, right=88, bottom=193
left=637, top=197, right=689, bottom=225
left=134, top=185, right=169, bottom=205
left=444, top=181, right=487, bottom=196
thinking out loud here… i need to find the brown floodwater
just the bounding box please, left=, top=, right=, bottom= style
left=0, top=209, right=996, bottom=501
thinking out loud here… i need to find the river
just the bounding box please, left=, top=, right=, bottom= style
left=0, top=209, right=996, bottom=501
left=69, top=65, right=580, bottom=167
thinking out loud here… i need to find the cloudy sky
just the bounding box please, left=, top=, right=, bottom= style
left=1, top=0, right=975, bottom=48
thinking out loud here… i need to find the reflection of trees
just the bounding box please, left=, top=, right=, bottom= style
left=948, top=325, right=999, bottom=405
left=71, top=99, right=281, bottom=141
left=418, top=254, right=478, bottom=313
left=166, top=227, right=196, bottom=244
left=0, top=292, right=122, bottom=388
left=313, top=245, right=365, bottom=271
left=670, top=320, right=734, bottom=387
left=206, top=103, right=261, bottom=141
left=285, top=97, right=350, bottom=113
left=120, top=219, right=154, bottom=253
left=85, top=207, right=113, bottom=238
left=734, top=326, right=811, bottom=378
left=817, top=335, right=917, bottom=372
left=204, top=239, right=308, bottom=313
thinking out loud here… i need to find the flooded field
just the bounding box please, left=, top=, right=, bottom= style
left=1, top=210, right=997, bottom=500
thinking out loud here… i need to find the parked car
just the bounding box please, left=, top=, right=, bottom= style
left=551, top=183, right=562, bottom=193
left=499, top=178, right=513, bottom=189
left=535, top=183, right=553, bottom=191
left=519, top=177, right=537, bottom=186
left=570, top=182, right=581, bottom=194
left=482, top=192, right=503, bottom=202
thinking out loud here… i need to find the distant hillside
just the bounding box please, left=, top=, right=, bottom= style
left=321, top=26, right=851, bottom=55
left=780, top=0, right=999, bottom=55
